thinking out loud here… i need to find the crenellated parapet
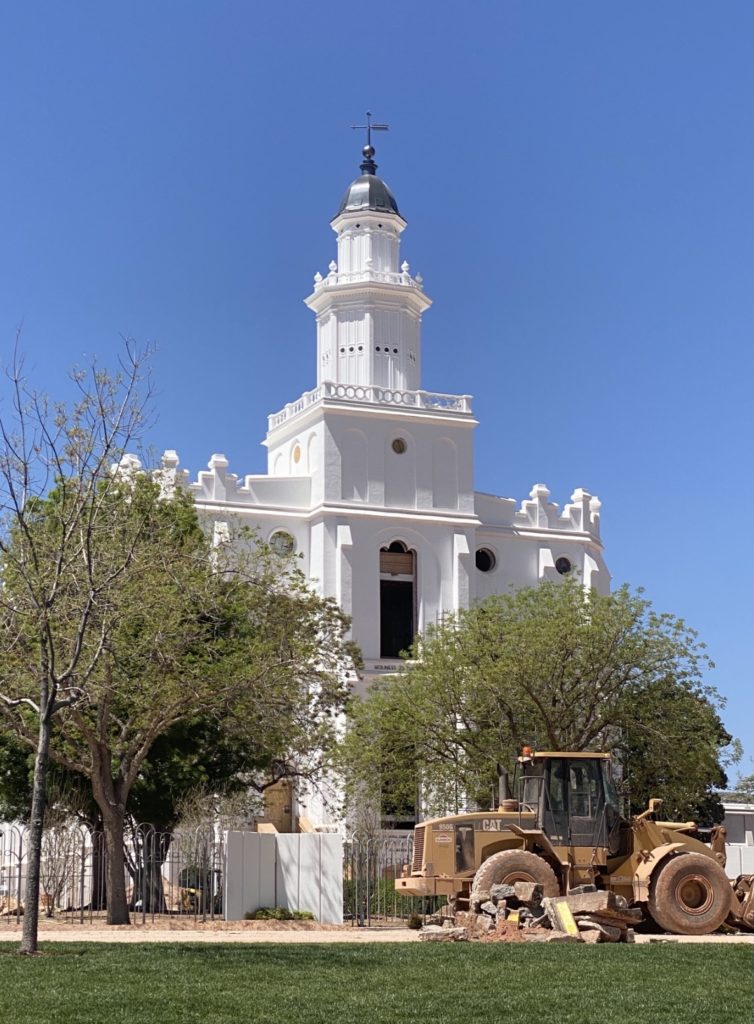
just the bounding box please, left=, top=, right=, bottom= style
left=517, top=483, right=601, bottom=537
left=157, top=450, right=311, bottom=509
left=475, top=483, right=602, bottom=538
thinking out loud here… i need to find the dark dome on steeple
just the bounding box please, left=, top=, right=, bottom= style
left=336, top=174, right=400, bottom=217
left=335, top=143, right=400, bottom=218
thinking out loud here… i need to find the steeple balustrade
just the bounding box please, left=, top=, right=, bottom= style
left=313, top=269, right=424, bottom=291
left=268, top=382, right=473, bottom=431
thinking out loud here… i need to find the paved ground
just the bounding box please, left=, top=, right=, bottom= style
left=1, top=925, right=752, bottom=944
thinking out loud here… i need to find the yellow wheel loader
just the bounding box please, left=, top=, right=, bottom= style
left=396, top=749, right=754, bottom=935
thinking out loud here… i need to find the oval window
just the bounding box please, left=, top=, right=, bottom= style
left=391, top=438, right=407, bottom=454
left=292, top=444, right=301, bottom=464
left=475, top=548, right=496, bottom=573
left=555, top=556, right=572, bottom=575
left=269, top=531, right=296, bottom=557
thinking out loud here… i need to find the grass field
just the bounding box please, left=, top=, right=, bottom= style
left=0, top=942, right=751, bottom=1024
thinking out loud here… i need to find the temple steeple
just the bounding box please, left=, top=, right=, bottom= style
left=305, top=137, right=431, bottom=392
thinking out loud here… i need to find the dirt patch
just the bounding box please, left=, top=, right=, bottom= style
left=477, top=920, right=529, bottom=943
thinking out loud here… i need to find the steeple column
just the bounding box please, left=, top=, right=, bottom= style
left=336, top=217, right=401, bottom=275
left=305, top=142, right=430, bottom=392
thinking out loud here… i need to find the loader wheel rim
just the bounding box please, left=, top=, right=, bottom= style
left=674, top=874, right=714, bottom=916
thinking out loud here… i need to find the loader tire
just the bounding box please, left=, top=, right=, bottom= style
left=471, top=849, right=560, bottom=899
left=647, top=853, right=732, bottom=935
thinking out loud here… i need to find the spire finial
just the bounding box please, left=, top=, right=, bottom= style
left=351, top=111, right=389, bottom=175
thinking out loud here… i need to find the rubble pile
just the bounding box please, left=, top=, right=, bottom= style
left=418, top=883, right=639, bottom=944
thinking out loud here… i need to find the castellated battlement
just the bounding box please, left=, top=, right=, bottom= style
left=156, top=450, right=312, bottom=509
left=153, top=451, right=601, bottom=541
left=476, top=483, right=602, bottom=538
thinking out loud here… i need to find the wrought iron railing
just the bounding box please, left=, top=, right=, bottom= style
left=0, top=823, right=224, bottom=926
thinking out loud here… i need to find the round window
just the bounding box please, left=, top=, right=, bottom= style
left=269, top=531, right=296, bottom=557
left=391, top=438, right=407, bottom=454
left=555, top=556, right=572, bottom=575
left=475, top=548, right=496, bottom=573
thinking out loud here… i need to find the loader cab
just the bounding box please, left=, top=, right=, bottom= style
left=517, top=752, right=622, bottom=853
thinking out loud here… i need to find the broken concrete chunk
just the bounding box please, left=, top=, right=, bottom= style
left=575, top=916, right=622, bottom=942
left=579, top=928, right=602, bottom=944
left=419, top=925, right=468, bottom=942
left=576, top=907, right=643, bottom=927
left=567, top=883, right=598, bottom=895
left=480, top=901, right=498, bottom=917
left=523, top=929, right=581, bottom=943
left=564, top=891, right=618, bottom=914
left=542, top=897, right=581, bottom=936
left=490, top=883, right=517, bottom=903
left=564, top=891, right=642, bottom=924
left=513, top=881, right=544, bottom=904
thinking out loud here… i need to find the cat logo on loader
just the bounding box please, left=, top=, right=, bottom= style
left=396, top=749, right=754, bottom=935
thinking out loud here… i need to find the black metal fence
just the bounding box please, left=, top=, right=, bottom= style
left=0, top=822, right=224, bottom=925
left=343, top=832, right=441, bottom=926
left=1, top=822, right=438, bottom=928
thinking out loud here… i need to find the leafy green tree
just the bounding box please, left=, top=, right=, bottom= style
left=340, top=577, right=738, bottom=825
left=615, top=676, right=741, bottom=823
left=0, top=348, right=357, bottom=947
left=2, top=480, right=355, bottom=927
left=0, top=715, right=284, bottom=912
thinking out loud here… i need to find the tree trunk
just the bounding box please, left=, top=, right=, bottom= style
left=102, top=807, right=130, bottom=925
left=19, top=707, right=53, bottom=954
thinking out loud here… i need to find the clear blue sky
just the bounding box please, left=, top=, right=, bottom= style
left=1, top=2, right=751, bottom=777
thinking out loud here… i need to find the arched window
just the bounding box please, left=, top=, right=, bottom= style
left=379, top=541, right=416, bottom=659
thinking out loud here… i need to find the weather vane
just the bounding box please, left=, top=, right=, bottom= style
left=351, top=111, right=389, bottom=149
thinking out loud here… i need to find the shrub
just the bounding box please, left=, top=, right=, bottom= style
left=244, top=907, right=316, bottom=921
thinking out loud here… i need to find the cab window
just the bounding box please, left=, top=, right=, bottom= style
left=568, top=759, right=602, bottom=817
left=455, top=825, right=475, bottom=873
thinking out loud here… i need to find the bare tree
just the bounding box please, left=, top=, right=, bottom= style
left=0, top=339, right=151, bottom=952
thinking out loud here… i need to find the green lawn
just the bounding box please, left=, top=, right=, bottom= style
left=0, top=942, right=751, bottom=1024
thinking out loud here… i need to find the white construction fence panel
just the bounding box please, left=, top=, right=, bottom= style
left=224, top=831, right=343, bottom=924
left=726, top=845, right=754, bottom=877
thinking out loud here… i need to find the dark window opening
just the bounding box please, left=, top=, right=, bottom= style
left=555, top=556, right=572, bottom=575
left=476, top=547, right=495, bottom=572
left=379, top=543, right=416, bottom=658
left=380, top=581, right=414, bottom=658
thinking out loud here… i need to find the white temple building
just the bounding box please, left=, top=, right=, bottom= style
left=158, top=138, right=609, bottom=825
